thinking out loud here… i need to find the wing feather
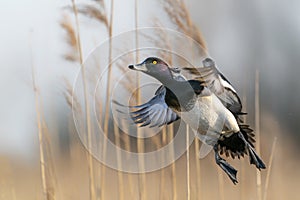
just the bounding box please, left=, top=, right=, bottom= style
left=129, top=86, right=180, bottom=127
left=182, top=58, right=243, bottom=117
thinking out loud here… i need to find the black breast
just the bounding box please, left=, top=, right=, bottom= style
left=164, top=80, right=204, bottom=112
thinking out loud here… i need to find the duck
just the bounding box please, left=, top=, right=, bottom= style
left=127, top=57, right=266, bottom=184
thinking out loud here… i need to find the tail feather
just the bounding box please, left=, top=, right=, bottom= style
left=218, top=124, right=256, bottom=159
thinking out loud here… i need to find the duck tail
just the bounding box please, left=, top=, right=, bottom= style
left=218, top=124, right=255, bottom=159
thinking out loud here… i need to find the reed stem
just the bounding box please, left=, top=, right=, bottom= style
left=31, top=38, right=56, bottom=200
left=217, top=168, right=225, bottom=200
left=186, top=125, right=190, bottom=200
left=114, top=123, right=124, bottom=200
left=134, top=1, right=146, bottom=199
left=255, top=69, right=262, bottom=200
left=169, top=125, right=177, bottom=200
left=32, top=51, right=48, bottom=200
left=103, top=0, right=114, bottom=135
left=101, top=1, right=115, bottom=199
left=263, top=137, right=277, bottom=200
left=159, top=127, right=167, bottom=200
left=71, top=1, right=95, bottom=199
left=194, top=139, right=201, bottom=200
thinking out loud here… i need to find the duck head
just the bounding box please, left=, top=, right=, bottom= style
left=128, top=57, right=174, bottom=84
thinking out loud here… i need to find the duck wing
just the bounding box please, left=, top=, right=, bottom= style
left=130, top=86, right=180, bottom=127
left=182, top=58, right=244, bottom=117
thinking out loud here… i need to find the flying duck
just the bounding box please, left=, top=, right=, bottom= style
left=127, top=57, right=266, bottom=184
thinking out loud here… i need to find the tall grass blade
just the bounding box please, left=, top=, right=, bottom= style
left=70, top=1, right=96, bottom=199
left=263, top=137, right=277, bottom=200
left=101, top=0, right=114, bottom=199
left=31, top=41, right=56, bottom=200
left=255, top=69, right=262, bottom=200
left=186, top=125, right=190, bottom=200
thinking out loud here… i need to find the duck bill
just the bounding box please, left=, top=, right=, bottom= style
left=128, top=62, right=147, bottom=72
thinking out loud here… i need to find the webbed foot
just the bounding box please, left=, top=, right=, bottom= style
left=214, top=145, right=238, bottom=184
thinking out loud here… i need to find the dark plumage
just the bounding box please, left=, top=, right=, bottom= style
left=164, top=80, right=204, bottom=112
left=219, top=125, right=255, bottom=159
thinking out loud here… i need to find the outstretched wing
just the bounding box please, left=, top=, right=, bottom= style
left=182, top=58, right=244, bottom=117
left=130, top=86, right=180, bottom=127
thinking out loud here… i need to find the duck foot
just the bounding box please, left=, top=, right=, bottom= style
left=214, top=145, right=238, bottom=184
left=237, top=132, right=266, bottom=169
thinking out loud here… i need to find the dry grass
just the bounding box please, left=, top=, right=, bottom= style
left=263, top=137, right=277, bottom=200
left=70, top=0, right=96, bottom=199
left=162, top=0, right=207, bottom=54
left=2, top=134, right=299, bottom=200
left=76, top=4, right=109, bottom=28
left=31, top=40, right=57, bottom=200
left=186, top=125, right=191, bottom=200
left=255, top=69, right=262, bottom=200
left=134, top=1, right=147, bottom=200
left=60, top=14, right=79, bottom=62
left=64, top=1, right=128, bottom=200
left=194, top=136, right=201, bottom=199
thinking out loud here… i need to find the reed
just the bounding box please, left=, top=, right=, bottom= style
left=60, top=14, right=79, bottom=62
left=32, top=61, right=48, bottom=200
left=103, top=0, right=114, bottom=136
left=263, top=137, right=277, bottom=200
left=134, top=1, right=147, bottom=200
left=109, top=1, right=126, bottom=198
left=217, top=167, right=225, bottom=200
left=98, top=1, right=116, bottom=199
left=31, top=42, right=56, bottom=200
left=73, top=5, right=112, bottom=196
left=194, top=138, right=201, bottom=200
left=65, top=1, right=124, bottom=199
left=169, top=124, right=178, bottom=200
left=255, top=69, right=262, bottom=200
left=70, top=1, right=96, bottom=199
left=162, top=0, right=207, bottom=52
left=186, top=125, right=190, bottom=200
left=113, top=122, right=124, bottom=200
left=159, top=127, right=167, bottom=200
left=120, top=119, right=135, bottom=199
left=76, top=3, right=108, bottom=28
left=116, top=54, right=135, bottom=198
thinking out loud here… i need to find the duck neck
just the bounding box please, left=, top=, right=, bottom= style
left=156, top=76, right=178, bottom=89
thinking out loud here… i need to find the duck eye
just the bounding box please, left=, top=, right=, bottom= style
left=152, top=60, right=157, bottom=65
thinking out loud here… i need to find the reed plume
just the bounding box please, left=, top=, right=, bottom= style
left=60, top=14, right=79, bottom=62
left=162, top=0, right=207, bottom=52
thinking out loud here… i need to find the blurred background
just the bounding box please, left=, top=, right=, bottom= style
left=0, top=0, right=300, bottom=199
